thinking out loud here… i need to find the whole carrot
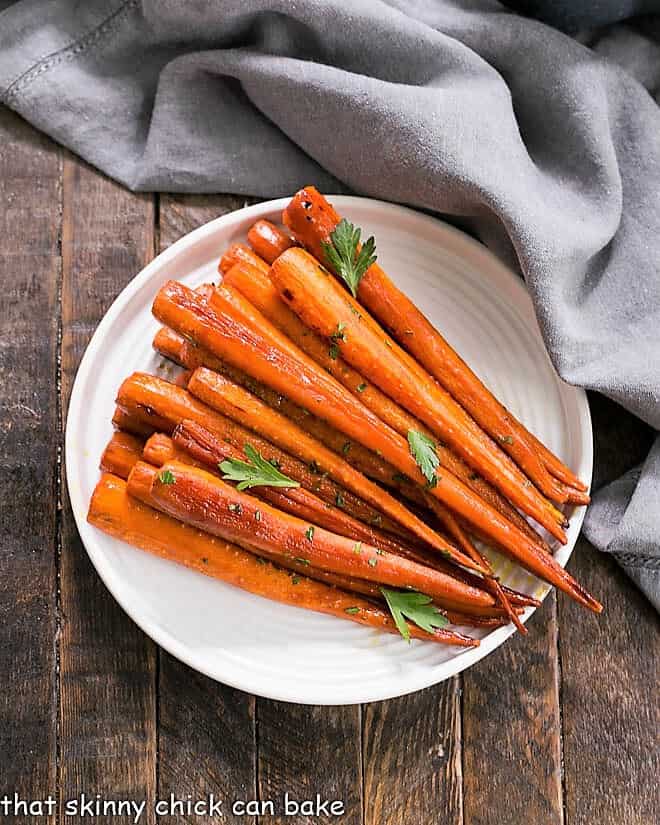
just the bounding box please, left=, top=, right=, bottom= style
left=187, top=365, right=482, bottom=573
left=100, top=431, right=144, bottom=479
left=247, top=219, right=295, bottom=261
left=172, top=420, right=428, bottom=560
left=116, top=372, right=403, bottom=536
left=152, top=280, right=527, bottom=562
left=128, top=458, right=496, bottom=613
left=219, top=242, right=270, bottom=276
left=268, top=250, right=568, bottom=538
left=89, top=473, right=476, bottom=646
left=152, top=284, right=602, bottom=610
left=283, top=187, right=588, bottom=500
left=222, top=258, right=552, bottom=554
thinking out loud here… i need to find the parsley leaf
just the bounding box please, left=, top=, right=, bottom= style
left=380, top=588, right=449, bottom=642
left=407, top=430, right=439, bottom=485
left=158, top=469, right=176, bottom=485
left=321, top=219, right=377, bottom=297
left=219, top=443, right=300, bottom=491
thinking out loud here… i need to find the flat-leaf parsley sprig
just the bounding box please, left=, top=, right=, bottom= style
left=322, top=218, right=377, bottom=297
left=407, top=429, right=440, bottom=486
left=219, top=444, right=300, bottom=491
left=380, top=588, right=449, bottom=642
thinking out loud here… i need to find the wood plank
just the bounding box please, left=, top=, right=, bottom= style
left=363, top=682, right=463, bottom=825
left=59, top=156, right=157, bottom=821
left=256, top=701, right=362, bottom=825
left=0, top=108, right=60, bottom=824
left=559, top=392, right=659, bottom=825
left=462, top=596, right=563, bottom=825
left=156, top=193, right=258, bottom=825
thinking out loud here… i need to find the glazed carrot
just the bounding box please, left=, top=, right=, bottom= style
left=247, top=219, right=295, bottom=261
left=112, top=406, right=156, bottom=438
left=156, top=321, right=410, bottom=491
left=184, top=366, right=604, bottom=614
left=152, top=283, right=604, bottom=610
left=100, top=431, right=144, bottom=479
left=153, top=280, right=531, bottom=563
left=116, top=372, right=402, bottom=536
left=219, top=243, right=270, bottom=276
left=89, top=473, right=475, bottom=646
left=187, top=365, right=483, bottom=573
left=268, top=250, right=568, bottom=539
left=223, top=259, right=552, bottom=553
left=283, top=187, right=588, bottom=500
left=172, top=420, right=428, bottom=559
left=128, top=458, right=496, bottom=613
left=136, top=428, right=514, bottom=620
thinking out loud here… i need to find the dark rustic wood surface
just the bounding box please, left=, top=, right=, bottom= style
left=0, top=106, right=658, bottom=825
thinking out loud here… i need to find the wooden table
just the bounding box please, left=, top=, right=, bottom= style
left=1, top=106, right=658, bottom=825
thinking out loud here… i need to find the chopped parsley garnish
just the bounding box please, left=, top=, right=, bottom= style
left=158, top=469, right=176, bottom=485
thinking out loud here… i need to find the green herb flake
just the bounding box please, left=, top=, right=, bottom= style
left=305, top=526, right=315, bottom=542
left=291, top=575, right=301, bottom=585
left=352, top=542, right=363, bottom=554
left=255, top=510, right=262, bottom=522
left=341, top=441, right=352, bottom=455
left=356, top=382, right=368, bottom=393
left=499, top=435, right=514, bottom=445
left=256, top=557, right=267, bottom=565
left=344, top=607, right=360, bottom=615
left=391, top=472, right=408, bottom=484
left=321, top=218, right=377, bottom=297
left=294, top=557, right=311, bottom=566
left=308, top=459, right=322, bottom=474
left=407, top=429, right=440, bottom=486
left=328, top=343, right=339, bottom=360
left=158, top=469, right=176, bottom=485
left=375, top=548, right=384, bottom=556
left=335, top=491, right=345, bottom=508
left=371, top=514, right=382, bottom=526
left=228, top=503, right=242, bottom=514
left=368, top=557, right=378, bottom=568
left=330, top=322, right=346, bottom=342
left=380, top=588, right=449, bottom=642
left=220, top=443, right=300, bottom=491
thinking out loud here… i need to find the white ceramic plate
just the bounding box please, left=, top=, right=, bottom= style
left=66, top=197, right=592, bottom=705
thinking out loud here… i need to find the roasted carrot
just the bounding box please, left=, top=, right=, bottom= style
left=112, top=406, right=156, bottom=438
left=219, top=243, right=270, bottom=276
left=187, top=365, right=484, bottom=573
left=184, top=366, right=604, bottom=613
left=100, top=431, right=144, bottom=479
left=222, top=259, right=552, bottom=554
left=247, top=219, right=295, bottom=261
left=89, top=473, right=475, bottom=646
left=283, top=187, right=588, bottom=501
left=172, top=419, right=428, bottom=559
left=268, top=249, right=568, bottom=538
left=152, top=283, right=602, bottom=610
left=138, top=427, right=514, bottom=619
left=116, top=372, right=403, bottom=536
left=153, top=280, right=532, bottom=565
left=128, top=458, right=496, bottom=613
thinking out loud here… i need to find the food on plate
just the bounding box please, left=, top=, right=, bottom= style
left=87, top=188, right=600, bottom=646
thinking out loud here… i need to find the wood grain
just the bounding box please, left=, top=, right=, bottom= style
left=156, top=193, right=258, bottom=825
left=0, top=109, right=60, bottom=824
left=462, top=596, right=563, bottom=825
left=257, top=701, right=363, bottom=825
left=59, top=156, right=157, bottom=822
left=559, top=392, right=659, bottom=825
left=363, top=681, right=463, bottom=825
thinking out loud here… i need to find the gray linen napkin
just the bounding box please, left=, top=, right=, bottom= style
left=1, top=0, right=658, bottom=607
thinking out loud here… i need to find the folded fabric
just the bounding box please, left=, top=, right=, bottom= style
left=1, top=0, right=658, bottom=607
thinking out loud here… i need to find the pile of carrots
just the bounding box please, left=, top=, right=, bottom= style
left=88, top=187, right=601, bottom=648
